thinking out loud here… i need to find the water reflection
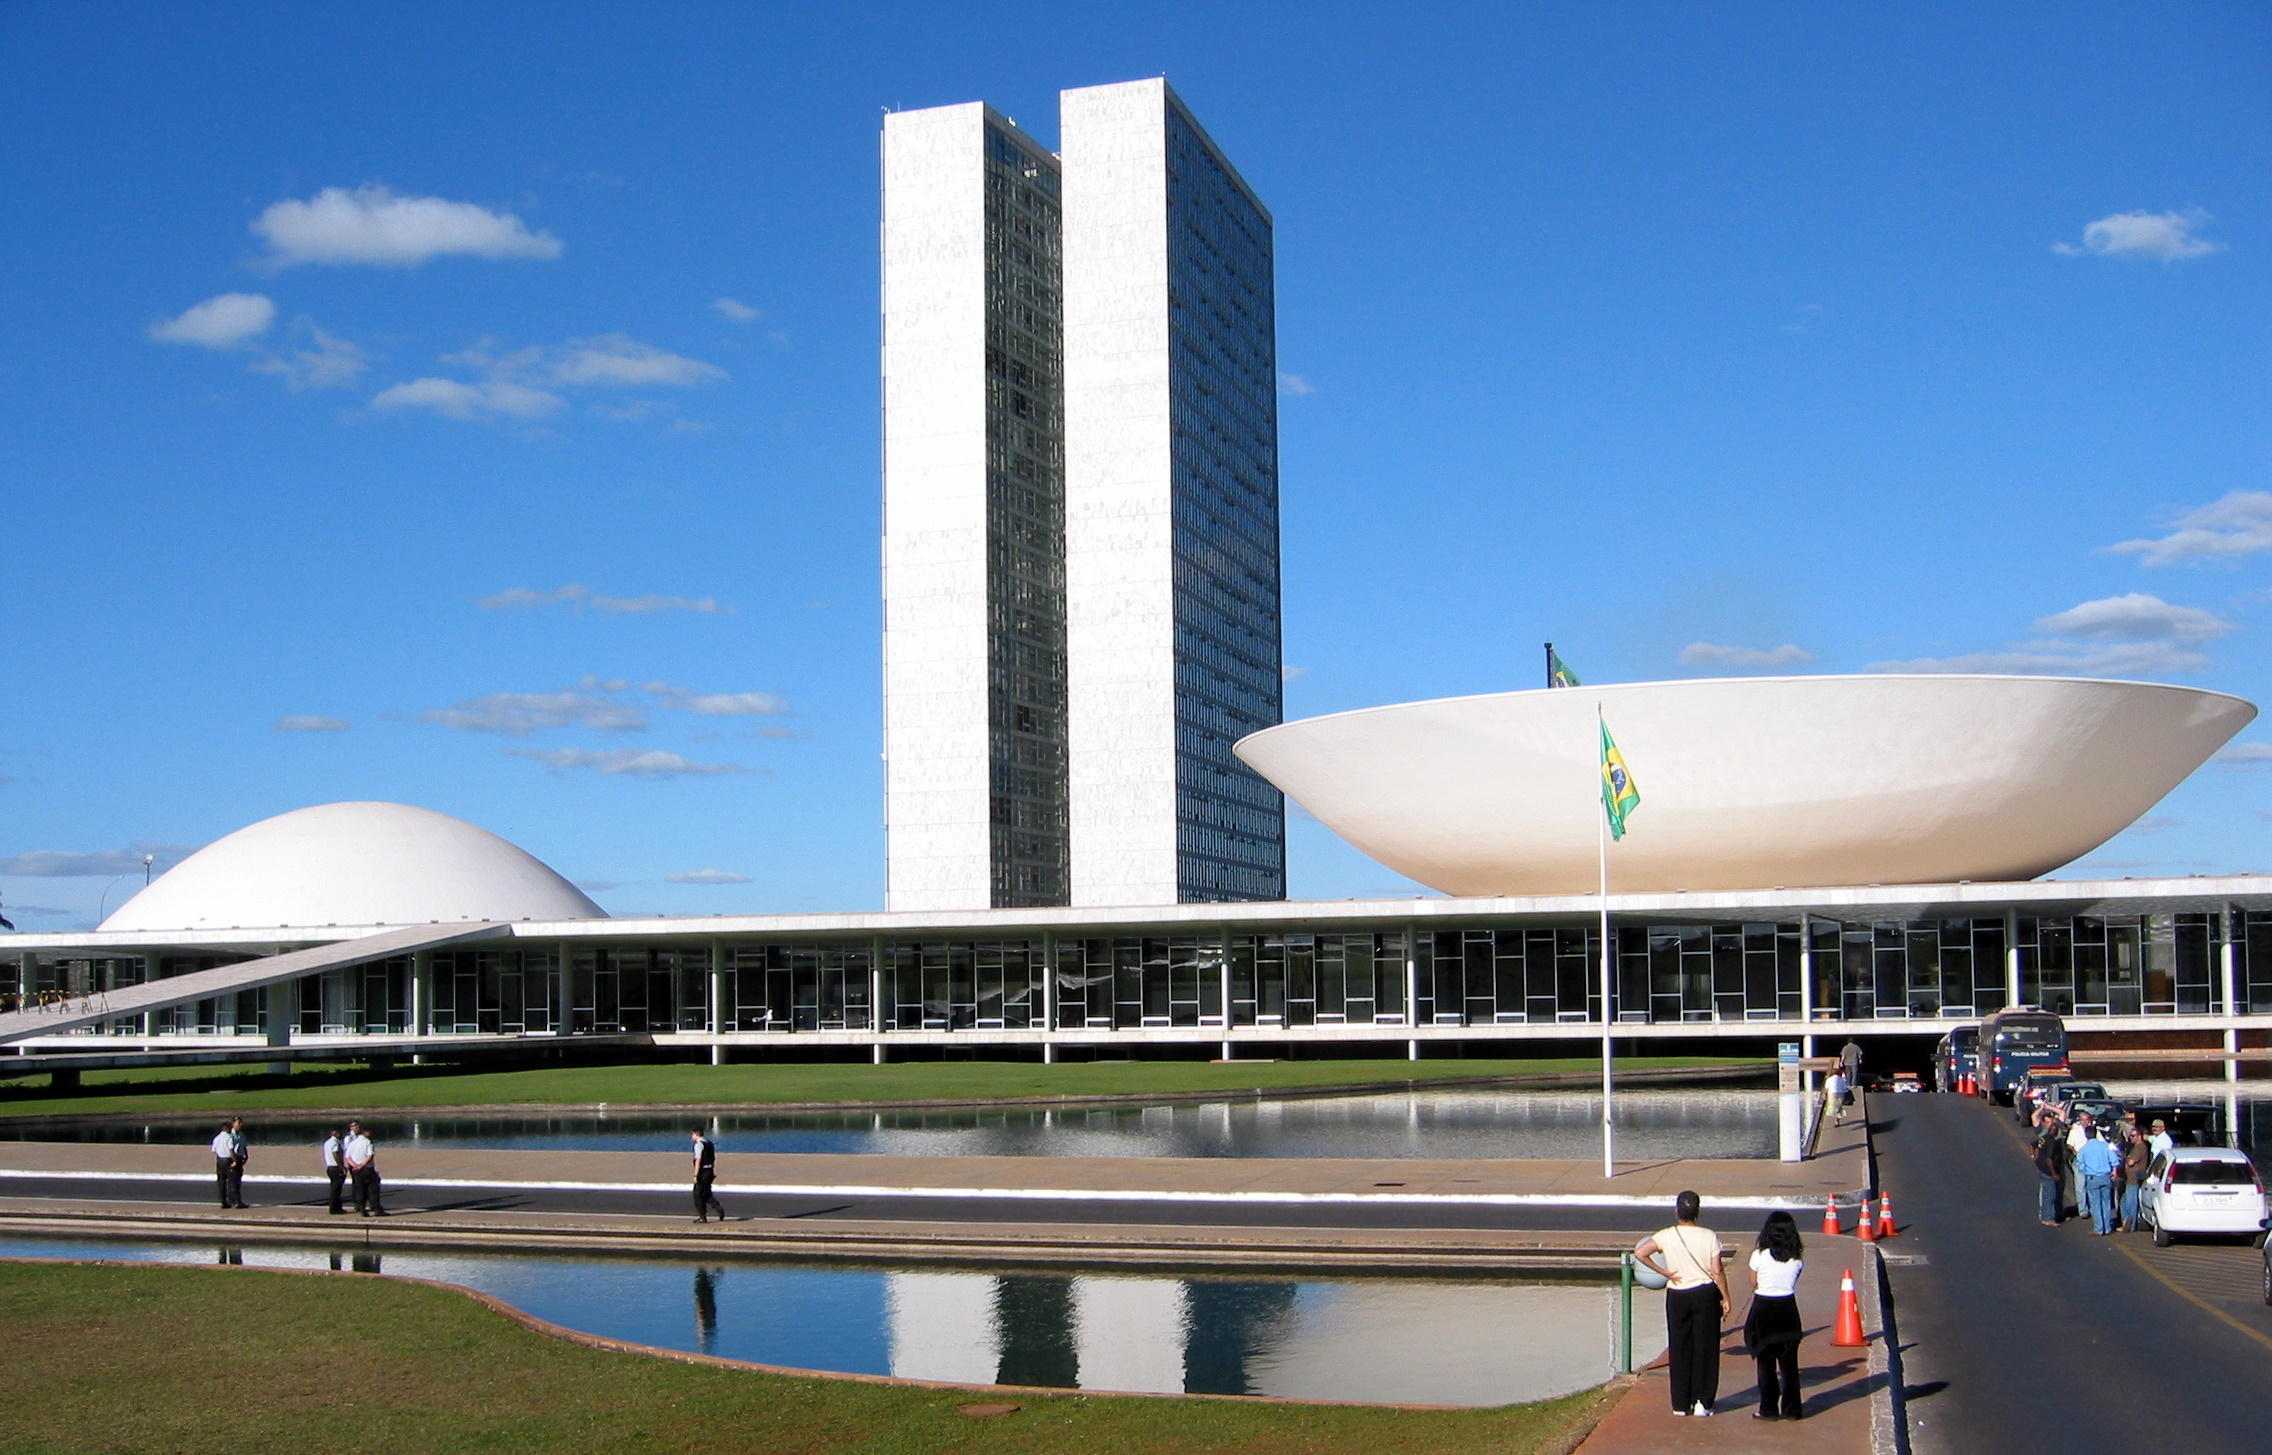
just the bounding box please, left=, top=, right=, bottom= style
left=0, top=1236, right=1654, bottom=1406
left=17, top=1087, right=1782, bottom=1162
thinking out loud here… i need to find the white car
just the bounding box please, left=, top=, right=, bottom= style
left=2139, top=1147, right=2269, bottom=1247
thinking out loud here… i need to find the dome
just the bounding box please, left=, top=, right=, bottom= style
left=102, top=801, right=606, bottom=931
left=1235, top=675, right=2255, bottom=897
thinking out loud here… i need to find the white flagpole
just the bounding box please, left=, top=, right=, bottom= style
left=1599, top=705, right=1615, bottom=1180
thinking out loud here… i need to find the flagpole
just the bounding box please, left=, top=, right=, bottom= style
left=1599, top=705, right=1615, bottom=1181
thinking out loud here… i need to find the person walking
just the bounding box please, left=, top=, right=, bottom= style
left=1743, top=1210, right=1807, bottom=1422
left=1636, top=1190, right=1731, bottom=1418
left=2075, top=1122, right=2120, bottom=1235
left=2032, top=1108, right=2064, bottom=1225
left=1826, top=1068, right=1848, bottom=1125
left=210, top=1118, right=247, bottom=1209
left=342, top=1120, right=385, bottom=1217
left=321, top=1127, right=347, bottom=1215
left=690, top=1129, right=725, bottom=1223
left=1838, top=1037, right=1864, bottom=1090
left=2120, top=1124, right=2152, bottom=1232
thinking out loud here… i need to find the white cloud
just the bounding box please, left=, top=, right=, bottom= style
left=506, top=747, right=749, bottom=778
left=2033, top=592, right=2229, bottom=643
left=667, top=868, right=750, bottom=884
left=2123, top=814, right=2183, bottom=835
left=252, top=185, right=563, bottom=268
left=2053, top=209, right=2223, bottom=262
left=250, top=319, right=368, bottom=391
left=713, top=298, right=760, bottom=323
left=1871, top=593, right=2230, bottom=678
left=0, top=843, right=196, bottom=877
left=2216, top=742, right=2272, bottom=769
left=372, top=377, right=564, bottom=421
left=2107, top=492, right=2272, bottom=567
left=1278, top=372, right=1315, bottom=395
left=474, top=584, right=729, bottom=614
left=644, top=681, right=793, bottom=716
left=553, top=333, right=725, bottom=389
left=1280, top=665, right=1308, bottom=682
left=420, top=683, right=648, bottom=736
left=1677, top=642, right=1814, bottom=669
left=149, top=293, right=274, bottom=349
left=274, top=716, right=350, bottom=732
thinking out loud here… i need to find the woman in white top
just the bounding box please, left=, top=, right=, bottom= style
left=1743, top=1210, right=1806, bottom=1421
left=1635, top=1189, right=1731, bottom=1417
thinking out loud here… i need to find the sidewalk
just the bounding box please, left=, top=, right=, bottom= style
left=1576, top=1238, right=1886, bottom=1454
left=0, top=1125, right=1874, bottom=1210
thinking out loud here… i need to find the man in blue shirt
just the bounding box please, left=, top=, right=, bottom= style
left=2075, top=1126, right=2121, bottom=1235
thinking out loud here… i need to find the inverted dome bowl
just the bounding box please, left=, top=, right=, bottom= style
left=1234, top=675, right=2255, bottom=896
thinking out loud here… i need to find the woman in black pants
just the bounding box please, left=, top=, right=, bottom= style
left=1743, top=1210, right=1807, bottom=1420
left=1636, top=1190, right=1731, bottom=1417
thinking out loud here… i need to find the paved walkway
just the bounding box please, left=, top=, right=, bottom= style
left=1576, top=1237, right=1885, bottom=1455
left=0, top=1111, right=1872, bottom=1210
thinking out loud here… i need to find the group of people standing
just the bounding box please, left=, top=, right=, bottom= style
left=2030, top=1102, right=2169, bottom=1234
left=1634, top=1191, right=1810, bottom=1421
left=211, top=1118, right=383, bottom=1216
left=206, top=1121, right=729, bottom=1224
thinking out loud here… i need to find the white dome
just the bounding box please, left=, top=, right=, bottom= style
left=102, top=802, right=606, bottom=931
left=1235, top=675, right=2255, bottom=897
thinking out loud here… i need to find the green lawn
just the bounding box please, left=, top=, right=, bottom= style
left=0, top=1259, right=1619, bottom=1455
left=0, top=1055, right=1757, bottom=1121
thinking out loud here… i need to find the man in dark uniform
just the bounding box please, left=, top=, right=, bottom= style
left=210, top=1118, right=247, bottom=1208
left=691, top=1128, right=724, bottom=1222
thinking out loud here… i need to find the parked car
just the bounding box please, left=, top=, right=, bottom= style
left=2139, top=1147, right=2268, bottom=1247
left=2043, top=1081, right=2110, bottom=1114
left=2129, top=1102, right=2229, bottom=1149
left=2016, top=1069, right=2081, bottom=1123
left=1891, top=1071, right=1924, bottom=1094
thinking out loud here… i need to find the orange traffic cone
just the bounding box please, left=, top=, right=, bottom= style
left=1821, top=1196, right=1842, bottom=1236
left=1958, top=1073, right=1972, bottom=1096
left=1831, top=1268, right=1867, bottom=1347
left=1877, top=1193, right=1899, bottom=1239
left=1856, top=1197, right=1876, bottom=1241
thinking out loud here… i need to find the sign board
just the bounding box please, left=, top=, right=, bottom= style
left=1778, top=1042, right=1801, bottom=1064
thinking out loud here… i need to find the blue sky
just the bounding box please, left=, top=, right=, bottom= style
left=2, top=1, right=2266, bottom=928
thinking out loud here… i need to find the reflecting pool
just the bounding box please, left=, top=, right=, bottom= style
left=0, top=1237, right=1656, bottom=1406
left=17, top=1086, right=1780, bottom=1161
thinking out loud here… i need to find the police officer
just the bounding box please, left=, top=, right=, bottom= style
left=210, top=1118, right=247, bottom=1209
left=691, top=1129, right=724, bottom=1223
left=321, top=1127, right=347, bottom=1215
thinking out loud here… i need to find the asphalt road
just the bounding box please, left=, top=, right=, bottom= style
left=1876, top=1094, right=2272, bottom=1455
left=0, top=1171, right=1691, bottom=1232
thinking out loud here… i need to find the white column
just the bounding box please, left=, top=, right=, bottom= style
left=2223, top=905, right=2241, bottom=1084
left=2005, top=908, right=2022, bottom=1008
left=555, top=941, right=573, bottom=1037
left=709, top=939, right=726, bottom=1066
left=1405, top=924, right=1421, bottom=1056
left=1798, top=915, right=1815, bottom=1094
left=410, top=950, right=431, bottom=1039
left=871, top=936, right=887, bottom=1064
left=140, top=952, right=158, bottom=1036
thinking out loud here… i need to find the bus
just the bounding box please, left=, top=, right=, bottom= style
left=1975, top=1008, right=2068, bottom=1104
left=1933, top=1025, right=1979, bottom=1092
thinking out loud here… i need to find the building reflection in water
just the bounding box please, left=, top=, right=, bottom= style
left=880, top=1269, right=1620, bottom=1404
left=693, top=1267, right=721, bottom=1355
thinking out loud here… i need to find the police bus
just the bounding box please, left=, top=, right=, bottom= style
left=1975, top=1007, right=2068, bottom=1104
left=1933, top=1024, right=1980, bottom=1092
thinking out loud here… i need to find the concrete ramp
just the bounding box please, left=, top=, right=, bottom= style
left=0, top=922, right=508, bottom=1045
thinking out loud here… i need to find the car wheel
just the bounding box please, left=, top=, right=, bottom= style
left=2154, top=1223, right=2174, bottom=1248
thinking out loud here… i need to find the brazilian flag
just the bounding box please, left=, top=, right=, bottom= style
left=1549, top=648, right=1581, bottom=689
left=1600, top=719, right=1640, bottom=841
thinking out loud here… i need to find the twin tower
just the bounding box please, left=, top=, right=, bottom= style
left=881, top=78, right=1286, bottom=913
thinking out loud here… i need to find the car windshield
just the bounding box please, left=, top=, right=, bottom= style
left=1998, top=1018, right=2064, bottom=1047
left=2055, top=1085, right=2107, bottom=1101
left=2171, top=1161, right=2253, bottom=1186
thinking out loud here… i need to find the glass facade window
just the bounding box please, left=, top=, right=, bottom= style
left=1164, top=99, right=1285, bottom=903
left=982, top=123, right=1070, bottom=909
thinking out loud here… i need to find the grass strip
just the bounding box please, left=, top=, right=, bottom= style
left=0, top=1055, right=1759, bottom=1122
left=0, top=1258, right=1620, bottom=1455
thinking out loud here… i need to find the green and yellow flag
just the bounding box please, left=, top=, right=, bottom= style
left=1599, top=717, right=1640, bottom=841
left=1548, top=646, right=1581, bottom=689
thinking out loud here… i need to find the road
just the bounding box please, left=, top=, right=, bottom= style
left=0, top=1170, right=1687, bottom=1232
left=1875, top=1093, right=2272, bottom=1454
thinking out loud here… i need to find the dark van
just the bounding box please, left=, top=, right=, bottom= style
left=1934, top=1025, right=1980, bottom=1092
left=1977, top=1008, right=2068, bottom=1104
